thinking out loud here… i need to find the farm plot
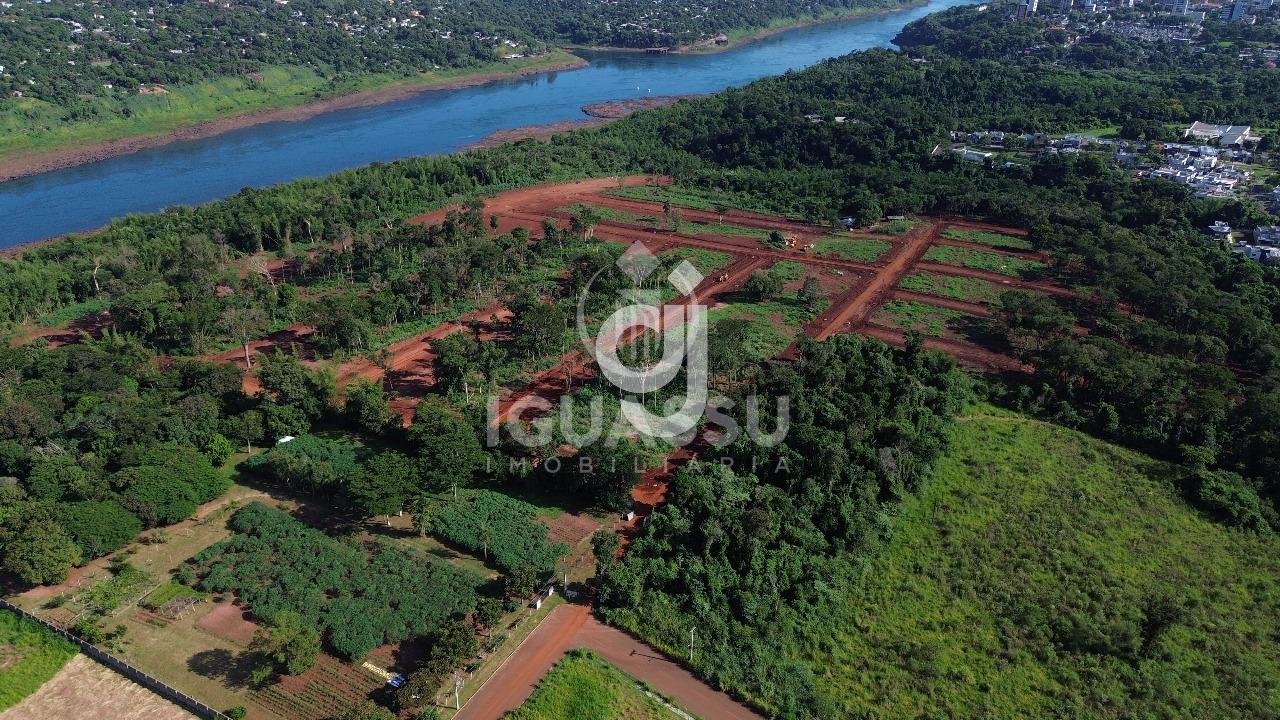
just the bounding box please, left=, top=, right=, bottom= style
left=185, top=502, right=481, bottom=660
left=430, top=491, right=570, bottom=575
left=250, top=654, right=382, bottom=720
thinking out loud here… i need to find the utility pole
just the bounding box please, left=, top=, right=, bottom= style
left=453, top=675, right=463, bottom=709
left=689, top=626, right=697, bottom=663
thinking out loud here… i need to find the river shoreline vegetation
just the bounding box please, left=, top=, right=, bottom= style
left=0, top=0, right=910, bottom=170
left=0, top=50, right=588, bottom=178
left=2, top=2, right=1280, bottom=719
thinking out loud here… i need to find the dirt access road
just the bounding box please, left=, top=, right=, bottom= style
left=454, top=603, right=764, bottom=720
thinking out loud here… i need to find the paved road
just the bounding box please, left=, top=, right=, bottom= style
left=455, top=604, right=766, bottom=720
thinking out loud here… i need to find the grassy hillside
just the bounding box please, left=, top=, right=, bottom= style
left=0, top=608, right=78, bottom=711
left=506, top=649, right=696, bottom=720
left=804, top=409, right=1280, bottom=718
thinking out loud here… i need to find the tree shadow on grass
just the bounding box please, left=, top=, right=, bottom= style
left=187, top=648, right=257, bottom=689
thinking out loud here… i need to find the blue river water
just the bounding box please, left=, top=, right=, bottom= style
left=0, top=0, right=970, bottom=247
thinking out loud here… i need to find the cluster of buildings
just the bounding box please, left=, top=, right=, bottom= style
left=1147, top=146, right=1253, bottom=198
left=1015, top=0, right=1278, bottom=25
left=1108, top=19, right=1197, bottom=42
left=1238, top=46, right=1280, bottom=67
left=945, top=122, right=1271, bottom=201
left=1016, top=0, right=1136, bottom=18
left=1228, top=224, right=1280, bottom=262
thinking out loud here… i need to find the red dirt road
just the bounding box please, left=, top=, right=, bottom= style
left=453, top=604, right=592, bottom=720
left=809, top=220, right=938, bottom=341
left=454, top=604, right=766, bottom=720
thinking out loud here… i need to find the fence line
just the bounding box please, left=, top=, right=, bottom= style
left=0, top=599, right=228, bottom=720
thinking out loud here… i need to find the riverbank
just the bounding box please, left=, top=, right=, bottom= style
left=581, top=95, right=701, bottom=119
left=0, top=51, right=589, bottom=184
left=567, top=0, right=927, bottom=56
left=678, top=1, right=929, bottom=55
left=465, top=120, right=610, bottom=150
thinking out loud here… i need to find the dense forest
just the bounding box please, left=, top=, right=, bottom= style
left=0, top=0, right=902, bottom=115
left=599, top=335, right=968, bottom=717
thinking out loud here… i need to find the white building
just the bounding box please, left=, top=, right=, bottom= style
left=1184, top=121, right=1261, bottom=146
left=953, top=147, right=994, bottom=163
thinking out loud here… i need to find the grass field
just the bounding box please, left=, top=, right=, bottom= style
left=941, top=228, right=1034, bottom=251
left=814, top=236, right=893, bottom=262
left=658, top=247, right=735, bottom=276
left=923, top=245, right=1045, bottom=277
left=708, top=294, right=812, bottom=361
left=804, top=411, right=1280, bottom=719
left=506, top=649, right=696, bottom=720
left=0, top=609, right=78, bottom=711
left=899, top=272, right=1002, bottom=303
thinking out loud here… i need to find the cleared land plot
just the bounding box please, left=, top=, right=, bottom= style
left=0, top=654, right=191, bottom=720
left=605, top=184, right=775, bottom=216
left=563, top=203, right=775, bottom=243
left=874, top=218, right=917, bottom=235
left=941, top=227, right=1034, bottom=250
left=409, top=179, right=1057, bottom=373
left=805, top=412, right=1280, bottom=719
left=873, top=300, right=978, bottom=338
left=923, top=245, right=1044, bottom=277
left=899, top=272, right=1002, bottom=303
left=507, top=649, right=699, bottom=720
left=813, top=236, right=893, bottom=262
left=658, top=247, right=735, bottom=275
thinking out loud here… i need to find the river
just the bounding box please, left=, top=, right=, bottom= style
left=0, top=0, right=970, bottom=248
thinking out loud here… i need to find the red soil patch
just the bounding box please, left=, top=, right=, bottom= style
left=407, top=176, right=658, bottom=228
left=11, top=310, right=112, bottom=349
left=860, top=323, right=1031, bottom=373
left=197, top=601, right=260, bottom=647
left=542, top=512, right=602, bottom=547
left=334, top=303, right=510, bottom=425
